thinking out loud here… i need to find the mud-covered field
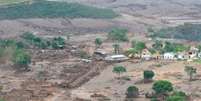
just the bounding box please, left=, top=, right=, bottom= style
left=1, top=0, right=201, bottom=101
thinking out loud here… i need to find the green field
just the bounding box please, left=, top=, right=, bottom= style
left=0, top=0, right=118, bottom=19
left=0, top=0, right=30, bottom=5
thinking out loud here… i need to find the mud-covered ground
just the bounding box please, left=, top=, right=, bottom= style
left=1, top=0, right=201, bottom=101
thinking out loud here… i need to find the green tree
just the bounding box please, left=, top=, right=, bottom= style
left=152, top=80, right=173, bottom=95
left=126, top=86, right=139, bottom=98
left=108, top=28, right=128, bottom=41
left=152, top=40, right=163, bottom=52
left=20, top=32, right=35, bottom=41
left=95, top=38, right=103, bottom=49
left=12, top=49, right=31, bottom=70
left=166, top=91, right=187, bottom=101
left=131, top=40, right=146, bottom=53
left=185, top=66, right=197, bottom=81
left=143, top=70, right=155, bottom=82
left=113, top=66, right=126, bottom=78
left=166, top=96, right=186, bottom=101
left=172, top=91, right=187, bottom=99
left=113, top=43, right=120, bottom=54
left=51, top=37, right=65, bottom=49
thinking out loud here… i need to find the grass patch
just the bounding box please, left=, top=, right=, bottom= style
left=0, top=0, right=118, bottom=19
left=194, top=59, right=201, bottom=64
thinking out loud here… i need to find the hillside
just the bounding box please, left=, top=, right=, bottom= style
left=153, top=24, right=201, bottom=41
left=0, top=0, right=118, bottom=19
left=0, top=0, right=30, bottom=5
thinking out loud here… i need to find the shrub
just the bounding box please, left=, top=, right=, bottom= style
left=166, top=91, right=187, bottom=101
left=166, top=95, right=186, bottom=101
left=51, top=37, right=65, bottom=49
left=152, top=80, right=173, bottom=94
left=126, top=86, right=139, bottom=98
left=21, top=32, right=66, bottom=49
left=12, top=49, right=31, bottom=69
left=131, top=40, right=146, bottom=53
left=143, top=70, right=155, bottom=81
left=95, top=38, right=103, bottom=49
left=151, top=97, right=159, bottom=101
left=172, top=91, right=187, bottom=98
left=113, top=66, right=126, bottom=78
left=108, top=28, right=128, bottom=41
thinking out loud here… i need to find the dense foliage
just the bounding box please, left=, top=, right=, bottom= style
left=21, top=32, right=65, bottom=49
left=95, top=38, right=103, bottom=48
left=108, top=28, right=128, bottom=41
left=151, top=40, right=189, bottom=54
left=51, top=37, right=65, bottom=49
left=152, top=80, right=173, bottom=94
left=0, top=39, right=31, bottom=69
left=153, top=23, right=201, bottom=41
left=126, top=86, right=139, bottom=98
left=12, top=49, right=31, bottom=67
left=0, top=0, right=118, bottom=19
left=143, top=70, right=155, bottom=81
left=131, top=40, right=146, bottom=53
left=163, top=42, right=188, bottom=53
left=166, top=91, right=187, bottom=101
left=112, top=65, right=126, bottom=77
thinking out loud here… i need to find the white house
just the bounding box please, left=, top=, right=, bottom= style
left=188, top=46, right=199, bottom=60
left=177, top=52, right=186, bottom=60
left=163, top=52, right=176, bottom=60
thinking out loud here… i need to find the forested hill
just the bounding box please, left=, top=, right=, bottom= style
left=0, top=0, right=118, bottom=19
left=153, top=24, right=201, bottom=41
